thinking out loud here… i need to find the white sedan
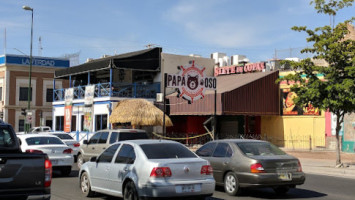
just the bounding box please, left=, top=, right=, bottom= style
left=79, top=140, right=215, bottom=199
left=44, top=132, right=80, bottom=161
left=17, top=134, right=74, bottom=176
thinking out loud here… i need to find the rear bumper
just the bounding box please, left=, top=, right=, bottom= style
left=139, top=179, right=215, bottom=198
left=0, top=189, right=50, bottom=200
left=49, top=155, right=74, bottom=167
left=27, top=194, right=51, bottom=200
left=238, top=172, right=306, bottom=188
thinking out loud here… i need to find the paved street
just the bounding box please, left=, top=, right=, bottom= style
left=51, top=165, right=355, bottom=200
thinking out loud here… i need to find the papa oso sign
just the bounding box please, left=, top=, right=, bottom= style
left=166, top=61, right=216, bottom=103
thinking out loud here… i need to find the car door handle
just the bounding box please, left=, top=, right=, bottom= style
left=123, top=167, right=128, bottom=171
left=103, top=147, right=106, bottom=150
left=223, top=162, right=229, bottom=165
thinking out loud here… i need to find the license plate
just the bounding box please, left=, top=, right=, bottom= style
left=175, top=184, right=201, bottom=193
left=279, top=172, right=292, bottom=181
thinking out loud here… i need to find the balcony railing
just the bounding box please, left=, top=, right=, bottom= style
left=54, top=82, right=161, bottom=101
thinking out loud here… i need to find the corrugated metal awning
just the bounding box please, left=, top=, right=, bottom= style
left=167, top=70, right=280, bottom=116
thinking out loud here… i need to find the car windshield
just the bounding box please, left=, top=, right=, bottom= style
left=140, top=143, right=197, bottom=159
left=53, top=134, right=73, bottom=140
left=26, top=136, right=64, bottom=145
left=236, top=142, right=286, bottom=156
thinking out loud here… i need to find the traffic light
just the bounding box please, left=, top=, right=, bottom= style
left=21, top=108, right=27, bottom=116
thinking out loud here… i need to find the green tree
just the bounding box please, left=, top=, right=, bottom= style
left=280, top=0, right=354, bottom=165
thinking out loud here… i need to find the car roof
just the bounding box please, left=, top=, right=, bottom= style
left=97, top=129, right=146, bottom=133
left=17, top=134, right=60, bottom=139
left=209, top=139, right=267, bottom=143
left=117, top=139, right=177, bottom=145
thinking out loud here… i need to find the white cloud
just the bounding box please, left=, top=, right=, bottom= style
left=164, top=0, right=315, bottom=49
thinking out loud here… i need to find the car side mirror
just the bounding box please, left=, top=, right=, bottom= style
left=90, top=156, right=97, bottom=162
left=83, top=140, right=88, bottom=145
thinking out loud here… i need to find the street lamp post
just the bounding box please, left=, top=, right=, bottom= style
left=23, top=5, right=34, bottom=133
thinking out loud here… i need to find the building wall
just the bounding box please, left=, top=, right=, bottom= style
left=0, top=64, right=67, bottom=131
left=343, top=113, right=355, bottom=153
left=262, top=115, right=325, bottom=149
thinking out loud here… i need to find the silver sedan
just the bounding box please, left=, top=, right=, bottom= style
left=79, top=139, right=215, bottom=199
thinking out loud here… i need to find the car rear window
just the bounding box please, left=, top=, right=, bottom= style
left=119, top=132, right=148, bottom=141
left=53, top=134, right=73, bottom=140
left=0, top=127, right=16, bottom=147
left=26, top=137, right=64, bottom=145
left=236, top=142, right=286, bottom=156
left=140, top=143, right=197, bottom=159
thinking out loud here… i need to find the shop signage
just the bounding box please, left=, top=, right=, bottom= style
left=214, top=62, right=265, bottom=76
left=1, top=55, right=70, bottom=68
left=64, top=88, right=74, bottom=132
left=83, top=85, right=95, bottom=132
left=166, top=61, right=216, bottom=103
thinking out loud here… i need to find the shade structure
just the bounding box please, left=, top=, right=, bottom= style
left=109, top=99, right=173, bottom=127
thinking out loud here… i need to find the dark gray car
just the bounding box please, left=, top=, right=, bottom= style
left=196, top=139, right=305, bottom=196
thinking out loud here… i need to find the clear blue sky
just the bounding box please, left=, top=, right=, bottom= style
left=0, top=0, right=354, bottom=65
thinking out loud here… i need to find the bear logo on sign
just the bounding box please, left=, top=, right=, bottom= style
left=187, top=75, right=198, bottom=90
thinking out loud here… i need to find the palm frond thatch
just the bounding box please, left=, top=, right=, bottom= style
left=109, top=99, right=173, bottom=127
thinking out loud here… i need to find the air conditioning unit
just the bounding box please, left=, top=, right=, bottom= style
left=156, top=93, right=163, bottom=102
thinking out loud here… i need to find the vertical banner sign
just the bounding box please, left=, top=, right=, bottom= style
left=64, top=88, right=74, bottom=132
left=166, top=60, right=217, bottom=103
left=83, top=85, right=95, bottom=132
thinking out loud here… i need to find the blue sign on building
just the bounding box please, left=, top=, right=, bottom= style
left=0, top=55, right=70, bottom=68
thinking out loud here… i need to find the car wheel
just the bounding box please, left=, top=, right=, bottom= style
left=60, top=166, right=72, bottom=176
left=80, top=172, right=94, bottom=197
left=123, top=181, right=139, bottom=200
left=224, top=172, right=241, bottom=196
left=77, top=154, right=84, bottom=169
left=273, top=186, right=290, bottom=194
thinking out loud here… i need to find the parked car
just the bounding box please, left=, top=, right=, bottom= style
left=29, top=126, right=52, bottom=133
left=44, top=132, right=80, bottom=161
left=196, top=139, right=306, bottom=196
left=77, top=129, right=149, bottom=168
left=0, top=120, right=52, bottom=200
left=79, top=139, right=215, bottom=199
left=16, top=126, right=52, bottom=135
left=17, top=134, right=74, bottom=176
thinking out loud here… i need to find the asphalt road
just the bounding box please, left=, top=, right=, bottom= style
left=51, top=167, right=355, bottom=200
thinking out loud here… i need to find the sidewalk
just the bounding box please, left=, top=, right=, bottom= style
left=284, top=149, right=355, bottom=179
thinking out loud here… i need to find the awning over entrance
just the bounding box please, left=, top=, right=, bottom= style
left=55, top=47, right=162, bottom=78
left=167, top=70, right=280, bottom=116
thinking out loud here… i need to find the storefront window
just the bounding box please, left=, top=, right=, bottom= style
left=56, top=116, right=64, bottom=131
left=95, top=114, right=107, bottom=131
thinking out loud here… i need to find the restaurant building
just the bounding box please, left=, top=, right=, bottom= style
left=51, top=48, right=215, bottom=134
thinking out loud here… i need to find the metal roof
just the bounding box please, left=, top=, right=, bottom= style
left=55, top=47, right=162, bottom=78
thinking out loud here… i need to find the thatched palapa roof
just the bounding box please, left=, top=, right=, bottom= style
left=109, top=99, right=173, bottom=127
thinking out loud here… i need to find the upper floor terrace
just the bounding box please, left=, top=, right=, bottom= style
left=53, top=48, right=162, bottom=102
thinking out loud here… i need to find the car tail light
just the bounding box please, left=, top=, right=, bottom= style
left=63, top=148, right=73, bottom=154
left=44, top=158, right=52, bottom=188
left=201, top=165, right=213, bottom=175
left=73, top=143, right=80, bottom=147
left=297, top=160, right=303, bottom=172
left=150, top=167, right=172, bottom=178
left=250, top=163, right=265, bottom=173
left=26, top=149, right=43, bottom=154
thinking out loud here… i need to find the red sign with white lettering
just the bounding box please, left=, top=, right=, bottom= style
left=214, top=62, right=265, bottom=76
